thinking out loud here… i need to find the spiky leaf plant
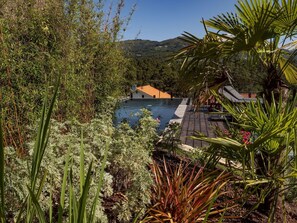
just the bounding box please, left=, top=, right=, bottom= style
left=193, top=91, right=297, bottom=222
left=141, top=160, right=236, bottom=223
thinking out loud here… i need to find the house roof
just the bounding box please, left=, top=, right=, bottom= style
left=136, top=85, right=171, bottom=98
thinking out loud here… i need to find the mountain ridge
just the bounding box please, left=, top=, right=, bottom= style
left=121, top=37, right=187, bottom=58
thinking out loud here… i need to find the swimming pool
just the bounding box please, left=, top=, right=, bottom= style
left=114, top=99, right=183, bottom=131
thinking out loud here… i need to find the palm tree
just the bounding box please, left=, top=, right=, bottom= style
left=174, top=0, right=297, bottom=220
left=175, top=0, right=297, bottom=103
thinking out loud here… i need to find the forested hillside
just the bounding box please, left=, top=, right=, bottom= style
left=120, top=38, right=186, bottom=96
left=122, top=38, right=186, bottom=58
left=121, top=38, right=263, bottom=95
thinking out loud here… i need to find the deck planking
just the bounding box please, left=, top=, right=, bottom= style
left=180, top=106, right=226, bottom=148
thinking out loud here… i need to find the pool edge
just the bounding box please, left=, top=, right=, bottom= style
left=168, top=98, right=189, bottom=125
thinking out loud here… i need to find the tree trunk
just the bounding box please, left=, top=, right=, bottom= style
left=263, top=64, right=289, bottom=105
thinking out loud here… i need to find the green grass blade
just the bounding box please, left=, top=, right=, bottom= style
left=293, top=128, right=297, bottom=170
left=202, top=190, right=219, bottom=223
left=78, top=162, right=93, bottom=223
left=79, top=129, right=87, bottom=222
left=36, top=170, right=48, bottom=200
left=218, top=207, right=227, bottom=223
left=27, top=186, right=46, bottom=223
left=31, top=103, right=46, bottom=186
left=69, top=167, right=77, bottom=223
left=58, top=148, right=71, bottom=223
left=0, top=118, right=5, bottom=222
left=49, top=177, right=53, bottom=223
left=15, top=196, right=28, bottom=223
left=31, top=82, right=59, bottom=189
left=79, top=128, right=85, bottom=194
left=28, top=82, right=59, bottom=222
left=131, top=209, right=144, bottom=223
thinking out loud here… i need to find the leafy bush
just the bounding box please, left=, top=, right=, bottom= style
left=108, top=109, right=158, bottom=222
left=1, top=104, right=158, bottom=222
left=0, top=0, right=131, bottom=150
left=158, top=122, right=182, bottom=154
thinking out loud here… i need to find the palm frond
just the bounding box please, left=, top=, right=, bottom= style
left=278, top=56, right=297, bottom=84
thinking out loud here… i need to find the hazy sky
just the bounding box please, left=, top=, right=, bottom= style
left=121, top=0, right=238, bottom=41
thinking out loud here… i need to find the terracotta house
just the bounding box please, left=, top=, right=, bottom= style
left=132, top=85, right=172, bottom=99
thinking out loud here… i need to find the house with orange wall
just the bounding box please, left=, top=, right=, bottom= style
left=132, top=85, right=172, bottom=99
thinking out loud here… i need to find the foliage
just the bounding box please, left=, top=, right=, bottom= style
left=123, top=56, right=181, bottom=96
left=214, top=127, right=252, bottom=145
left=193, top=92, right=297, bottom=222
left=122, top=38, right=186, bottom=58
left=0, top=0, right=131, bottom=150
left=174, top=0, right=297, bottom=103
left=1, top=100, right=157, bottom=222
left=141, top=160, right=234, bottom=223
left=158, top=122, right=182, bottom=154
left=107, top=109, right=158, bottom=222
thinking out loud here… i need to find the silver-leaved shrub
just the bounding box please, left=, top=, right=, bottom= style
left=4, top=109, right=158, bottom=222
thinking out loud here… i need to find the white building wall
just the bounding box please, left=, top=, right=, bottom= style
left=132, top=91, right=154, bottom=99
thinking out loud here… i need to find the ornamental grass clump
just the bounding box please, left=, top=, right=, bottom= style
left=141, top=159, right=235, bottom=223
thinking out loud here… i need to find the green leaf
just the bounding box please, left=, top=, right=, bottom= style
left=27, top=186, right=46, bottom=223
left=31, top=81, right=59, bottom=190
left=191, top=135, right=243, bottom=148
left=79, top=128, right=85, bottom=194
left=279, top=56, right=297, bottom=84
left=58, top=147, right=71, bottom=223
left=77, top=162, right=93, bottom=223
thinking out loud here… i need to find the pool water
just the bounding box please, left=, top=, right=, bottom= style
left=114, top=99, right=182, bottom=131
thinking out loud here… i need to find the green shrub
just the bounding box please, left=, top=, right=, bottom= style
left=108, top=109, right=158, bottom=222
left=158, top=122, right=182, bottom=154
left=2, top=108, right=158, bottom=222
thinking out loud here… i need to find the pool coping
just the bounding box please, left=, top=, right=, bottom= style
left=168, top=98, right=189, bottom=125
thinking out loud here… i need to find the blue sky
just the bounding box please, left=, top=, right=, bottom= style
left=121, top=0, right=238, bottom=41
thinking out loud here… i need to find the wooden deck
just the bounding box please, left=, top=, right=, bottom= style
left=180, top=106, right=226, bottom=148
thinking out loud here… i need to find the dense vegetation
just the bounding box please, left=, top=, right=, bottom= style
left=0, top=0, right=129, bottom=150
left=175, top=0, right=297, bottom=103
left=0, top=0, right=297, bottom=222
left=173, top=0, right=297, bottom=222
left=0, top=0, right=159, bottom=222
left=122, top=38, right=264, bottom=97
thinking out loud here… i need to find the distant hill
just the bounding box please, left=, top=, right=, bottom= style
left=121, top=37, right=187, bottom=58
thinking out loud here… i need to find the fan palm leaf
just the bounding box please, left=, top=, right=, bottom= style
left=175, top=0, right=297, bottom=100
